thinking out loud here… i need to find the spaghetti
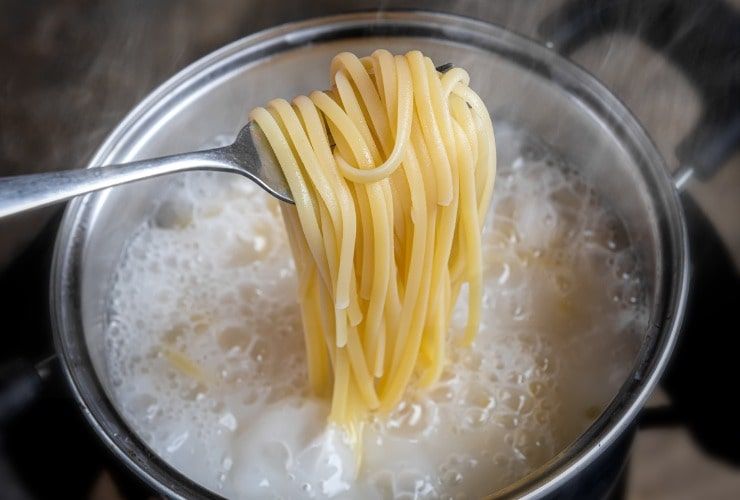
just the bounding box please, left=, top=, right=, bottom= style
left=249, top=50, right=496, bottom=431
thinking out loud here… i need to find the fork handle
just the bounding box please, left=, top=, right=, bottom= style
left=0, top=148, right=236, bottom=219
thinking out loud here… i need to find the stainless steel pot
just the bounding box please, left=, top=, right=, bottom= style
left=50, top=11, right=689, bottom=499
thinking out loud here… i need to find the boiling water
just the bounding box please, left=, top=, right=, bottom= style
left=104, top=125, right=647, bottom=499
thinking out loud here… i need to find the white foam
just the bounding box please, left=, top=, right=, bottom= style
left=104, top=124, right=646, bottom=498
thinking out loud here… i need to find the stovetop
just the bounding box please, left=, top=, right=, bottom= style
left=1, top=1, right=739, bottom=498
left=0, top=210, right=154, bottom=499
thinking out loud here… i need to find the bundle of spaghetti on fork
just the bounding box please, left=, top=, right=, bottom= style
left=249, top=49, right=496, bottom=434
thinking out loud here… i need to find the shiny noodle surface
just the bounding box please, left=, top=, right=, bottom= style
left=249, top=50, right=496, bottom=434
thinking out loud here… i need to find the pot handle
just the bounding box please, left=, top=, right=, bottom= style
left=538, top=0, right=740, bottom=188
left=539, top=0, right=740, bottom=466
left=0, top=356, right=55, bottom=426
left=643, top=193, right=740, bottom=466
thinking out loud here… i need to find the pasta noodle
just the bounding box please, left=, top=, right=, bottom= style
left=249, top=50, right=496, bottom=432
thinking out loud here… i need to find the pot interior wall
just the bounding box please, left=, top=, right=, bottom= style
left=58, top=16, right=678, bottom=497
left=81, top=35, right=661, bottom=392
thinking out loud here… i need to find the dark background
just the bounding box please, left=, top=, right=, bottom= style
left=1, top=1, right=739, bottom=498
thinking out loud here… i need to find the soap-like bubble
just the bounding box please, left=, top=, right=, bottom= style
left=105, top=124, right=646, bottom=499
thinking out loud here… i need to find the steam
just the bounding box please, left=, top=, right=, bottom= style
left=0, top=1, right=720, bottom=267
left=0, top=0, right=575, bottom=180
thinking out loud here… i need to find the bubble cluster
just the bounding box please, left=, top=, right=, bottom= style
left=105, top=124, right=646, bottom=499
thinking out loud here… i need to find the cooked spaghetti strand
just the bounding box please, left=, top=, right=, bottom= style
left=248, top=50, right=496, bottom=431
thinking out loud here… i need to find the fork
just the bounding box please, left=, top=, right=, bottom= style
left=0, top=122, right=293, bottom=219
left=0, top=64, right=454, bottom=219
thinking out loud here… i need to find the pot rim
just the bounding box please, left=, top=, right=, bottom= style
left=50, top=10, right=690, bottom=499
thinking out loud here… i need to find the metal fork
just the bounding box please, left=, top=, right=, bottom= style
left=0, top=64, right=454, bottom=219
left=0, top=122, right=293, bottom=219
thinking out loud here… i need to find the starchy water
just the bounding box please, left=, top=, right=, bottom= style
left=103, top=124, right=646, bottom=499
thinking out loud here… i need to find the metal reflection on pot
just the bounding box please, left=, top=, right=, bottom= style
left=50, top=12, right=688, bottom=499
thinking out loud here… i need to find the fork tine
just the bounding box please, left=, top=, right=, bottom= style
left=232, top=121, right=294, bottom=203
left=243, top=63, right=453, bottom=204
